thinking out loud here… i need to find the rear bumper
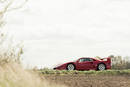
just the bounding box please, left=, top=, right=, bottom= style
left=106, top=65, right=111, bottom=69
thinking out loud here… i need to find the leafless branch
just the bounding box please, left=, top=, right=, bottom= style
left=0, top=0, right=28, bottom=27
left=7, top=0, right=28, bottom=12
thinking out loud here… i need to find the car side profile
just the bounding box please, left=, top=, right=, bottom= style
left=53, top=57, right=111, bottom=71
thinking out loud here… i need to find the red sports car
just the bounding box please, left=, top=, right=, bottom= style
left=53, top=57, right=111, bottom=71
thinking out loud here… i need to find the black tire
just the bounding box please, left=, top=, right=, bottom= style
left=97, top=63, right=106, bottom=71
left=66, top=64, right=75, bottom=70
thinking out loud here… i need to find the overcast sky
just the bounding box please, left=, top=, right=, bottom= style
left=3, top=0, right=130, bottom=68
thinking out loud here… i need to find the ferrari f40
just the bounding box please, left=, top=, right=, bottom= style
left=53, top=57, right=111, bottom=71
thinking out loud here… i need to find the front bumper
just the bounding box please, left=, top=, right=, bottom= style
left=53, top=65, right=66, bottom=70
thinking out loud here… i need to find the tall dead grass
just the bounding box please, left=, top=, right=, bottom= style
left=0, top=38, right=66, bottom=87
left=0, top=62, right=67, bottom=87
left=0, top=46, right=66, bottom=87
left=0, top=57, right=67, bottom=87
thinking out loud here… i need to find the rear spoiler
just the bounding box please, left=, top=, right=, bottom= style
left=100, top=57, right=111, bottom=63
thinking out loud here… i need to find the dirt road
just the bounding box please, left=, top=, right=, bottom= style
left=45, top=74, right=130, bottom=87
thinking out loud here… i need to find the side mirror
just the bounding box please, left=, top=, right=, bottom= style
left=76, top=59, right=79, bottom=63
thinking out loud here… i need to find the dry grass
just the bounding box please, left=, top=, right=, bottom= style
left=0, top=62, right=67, bottom=87
left=0, top=49, right=66, bottom=87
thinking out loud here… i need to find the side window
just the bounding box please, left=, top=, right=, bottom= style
left=79, top=58, right=93, bottom=62
left=85, top=58, right=93, bottom=61
left=79, top=59, right=85, bottom=62
left=88, top=58, right=94, bottom=61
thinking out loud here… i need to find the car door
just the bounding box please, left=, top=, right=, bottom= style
left=77, top=58, right=94, bottom=70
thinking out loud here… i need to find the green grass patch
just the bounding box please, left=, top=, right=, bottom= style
left=39, top=69, right=130, bottom=76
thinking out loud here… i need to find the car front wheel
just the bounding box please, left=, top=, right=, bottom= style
left=67, top=64, right=75, bottom=70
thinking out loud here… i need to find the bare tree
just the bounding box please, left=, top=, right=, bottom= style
left=0, top=0, right=27, bottom=64
left=0, top=0, right=28, bottom=26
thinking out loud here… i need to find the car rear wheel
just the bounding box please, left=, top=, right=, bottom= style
left=97, top=63, right=106, bottom=71
left=67, top=64, right=75, bottom=70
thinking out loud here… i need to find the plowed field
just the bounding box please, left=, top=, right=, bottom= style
left=45, top=74, right=130, bottom=87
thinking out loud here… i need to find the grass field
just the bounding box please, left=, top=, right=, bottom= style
left=39, top=69, right=130, bottom=75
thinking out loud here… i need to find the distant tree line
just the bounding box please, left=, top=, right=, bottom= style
left=109, top=55, right=130, bottom=70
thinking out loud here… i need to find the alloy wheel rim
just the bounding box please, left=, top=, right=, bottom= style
left=67, top=64, right=74, bottom=70
left=98, top=64, right=105, bottom=70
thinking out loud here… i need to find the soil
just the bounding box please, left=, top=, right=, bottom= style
left=44, top=74, right=130, bottom=87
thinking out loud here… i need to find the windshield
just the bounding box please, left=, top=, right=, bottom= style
left=73, top=60, right=77, bottom=62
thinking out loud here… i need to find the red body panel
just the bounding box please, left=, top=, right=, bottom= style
left=53, top=57, right=111, bottom=70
